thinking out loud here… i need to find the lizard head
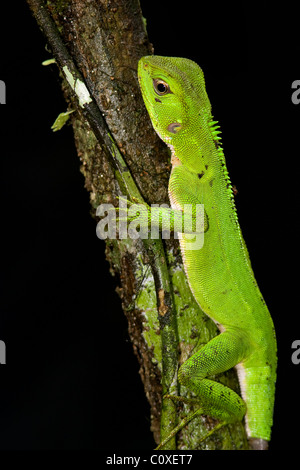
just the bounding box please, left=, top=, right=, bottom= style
left=138, top=55, right=211, bottom=149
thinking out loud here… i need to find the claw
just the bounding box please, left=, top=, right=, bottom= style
left=155, top=394, right=226, bottom=450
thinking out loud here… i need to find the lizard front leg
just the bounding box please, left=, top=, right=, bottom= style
left=105, top=196, right=207, bottom=240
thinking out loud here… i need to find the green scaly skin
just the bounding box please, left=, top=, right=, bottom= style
left=137, top=56, right=277, bottom=449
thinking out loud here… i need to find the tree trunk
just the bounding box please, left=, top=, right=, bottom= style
left=26, top=0, right=248, bottom=450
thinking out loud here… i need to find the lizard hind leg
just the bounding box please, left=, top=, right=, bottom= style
left=157, top=331, right=249, bottom=449
left=178, top=330, right=248, bottom=425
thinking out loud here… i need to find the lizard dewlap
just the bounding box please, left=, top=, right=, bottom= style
left=138, top=55, right=277, bottom=449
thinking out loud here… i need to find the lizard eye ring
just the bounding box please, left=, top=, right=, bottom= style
left=153, top=79, right=170, bottom=96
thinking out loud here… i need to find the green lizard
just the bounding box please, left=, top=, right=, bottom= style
left=137, top=56, right=277, bottom=450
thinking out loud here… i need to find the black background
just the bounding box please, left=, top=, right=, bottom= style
left=0, top=2, right=299, bottom=451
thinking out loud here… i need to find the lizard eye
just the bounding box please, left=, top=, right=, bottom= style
left=153, top=79, right=170, bottom=96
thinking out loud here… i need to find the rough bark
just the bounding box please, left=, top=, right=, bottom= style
left=27, top=0, right=248, bottom=450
